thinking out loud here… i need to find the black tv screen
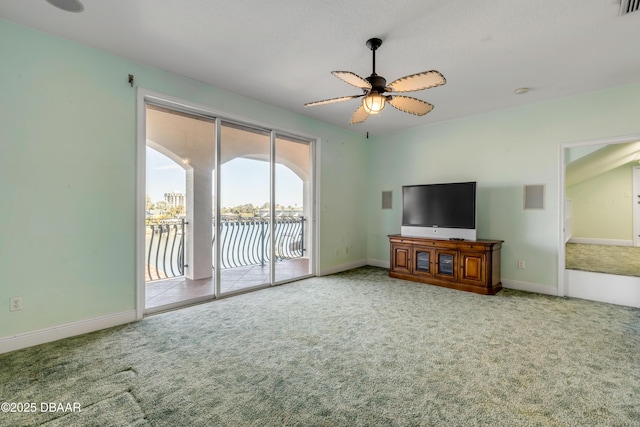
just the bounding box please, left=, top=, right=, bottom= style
left=402, top=182, right=476, bottom=229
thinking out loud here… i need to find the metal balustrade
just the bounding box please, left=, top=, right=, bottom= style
left=146, top=219, right=185, bottom=282
left=217, top=217, right=305, bottom=269
left=145, top=217, right=305, bottom=282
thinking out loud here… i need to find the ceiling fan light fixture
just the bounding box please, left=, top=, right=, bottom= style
left=305, top=37, right=445, bottom=124
left=362, top=93, right=386, bottom=114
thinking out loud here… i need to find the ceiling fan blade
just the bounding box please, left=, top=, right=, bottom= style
left=388, top=70, right=446, bottom=93
left=388, top=96, right=434, bottom=116
left=304, top=94, right=362, bottom=107
left=349, top=105, right=370, bottom=124
left=332, top=71, right=372, bottom=90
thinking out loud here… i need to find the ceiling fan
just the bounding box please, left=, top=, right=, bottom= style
left=304, top=38, right=446, bottom=124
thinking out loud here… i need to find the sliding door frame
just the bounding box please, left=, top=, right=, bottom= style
left=136, top=89, right=318, bottom=318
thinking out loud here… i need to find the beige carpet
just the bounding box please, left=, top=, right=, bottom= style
left=565, top=243, right=640, bottom=276
left=1, top=266, right=639, bottom=426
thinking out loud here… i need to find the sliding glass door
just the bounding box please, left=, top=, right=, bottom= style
left=274, top=134, right=312, bottom=282
left=144, top=104, right=216, bottom=311
left=139, top=93, right=315, bottom=311
left=217, top=122, right=272, bottom=294
left=215, top=123, right=314, bottom=296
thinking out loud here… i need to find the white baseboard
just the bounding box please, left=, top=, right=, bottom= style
left=328, top=260, right=560, bottom=298
left=502, top=279, right=558, bottom=296
left=0, top=310, right=137, bottom=355
left=367, top=259, right=390, bottom=269
left=318, top=259, right=367, bottom=276
left=565, top=269, right=640, bottom=308
left=326, top=260, right=559, bottom=297
left=568, top=237, right=633, bottom=246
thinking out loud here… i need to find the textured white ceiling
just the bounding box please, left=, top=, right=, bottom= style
left=1, top=0, right=639, bottom=135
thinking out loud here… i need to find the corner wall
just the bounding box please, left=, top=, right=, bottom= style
left=0, top=19, right=368, bottom=348
left=366, top=82, right=640, bottom=293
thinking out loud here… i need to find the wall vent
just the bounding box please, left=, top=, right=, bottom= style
left=620, top=0, right=640, bottom=16
left=524, top=185, right=545, bottom=210
left=381, top=191, right=392, bottom=209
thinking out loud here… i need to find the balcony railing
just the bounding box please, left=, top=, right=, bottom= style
left=218, top=217, right=305, bottom=269
left=145, top=217, right=305, bottom=282
left=146, top=219, right=185, bottom=282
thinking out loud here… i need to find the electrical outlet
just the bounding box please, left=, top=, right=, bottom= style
left=10, top=296, right=23, bottom=312
left=518, top=260, right=525, bottom=269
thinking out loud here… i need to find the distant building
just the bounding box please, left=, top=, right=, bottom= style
left=164, top=192, right=185, bottom=207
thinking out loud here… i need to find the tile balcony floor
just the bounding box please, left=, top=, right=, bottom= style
left=145, top=258, right=310, bottom=310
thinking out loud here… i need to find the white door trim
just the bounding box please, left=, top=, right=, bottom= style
left=558, top=133, right=640, bottom=298
left=632, top=166, right=640, bottom=246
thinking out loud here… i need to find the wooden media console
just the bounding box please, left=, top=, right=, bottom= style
left=388, top=234, right=503, bottom=295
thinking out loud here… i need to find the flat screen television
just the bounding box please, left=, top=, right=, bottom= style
left=401, top=181, right=477, bottom=240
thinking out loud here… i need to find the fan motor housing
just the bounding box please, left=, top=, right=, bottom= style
left=366, top=74, right=387, bottom=93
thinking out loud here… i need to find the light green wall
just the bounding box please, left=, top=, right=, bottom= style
left=366, top=83, right=640, bottom=289
left=0, top=20, right=367, bottom=338
left=566, top=164, right=633, bottom=240
left=3, top=17, right=640, bottom=341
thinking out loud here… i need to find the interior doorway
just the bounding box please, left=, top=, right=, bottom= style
left=632, top=166, right=640, bottom=246
left=559, top=134, right=640, bottom=308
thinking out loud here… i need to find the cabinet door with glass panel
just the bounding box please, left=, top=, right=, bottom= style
left=434, top=249, right=458, bottom=281
left=411, top=246, right=435, bottom=278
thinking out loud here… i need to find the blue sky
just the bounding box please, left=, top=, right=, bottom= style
left=146, top=147, right=302, bottom=208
